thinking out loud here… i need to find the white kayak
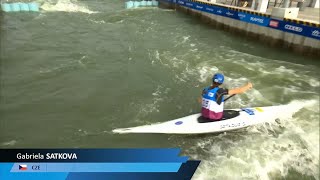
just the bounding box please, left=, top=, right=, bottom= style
left=112, top=103, right=305, bottom=134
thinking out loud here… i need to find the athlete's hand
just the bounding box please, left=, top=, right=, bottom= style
left=240, top=82, right=252, bottom=93
left=230, top=82, right=253, bottom=95
left=246, top=82, right=253, bottom=90
left=198, top=97, right=202, bottom=104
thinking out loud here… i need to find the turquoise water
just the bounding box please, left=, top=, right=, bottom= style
left=0, top=0, right=319, bottom=179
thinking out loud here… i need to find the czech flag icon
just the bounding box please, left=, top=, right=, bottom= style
left=19, top=165, right=27, bottom=170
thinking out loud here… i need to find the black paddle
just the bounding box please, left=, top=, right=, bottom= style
left=224, top=94, right=236, bottom=102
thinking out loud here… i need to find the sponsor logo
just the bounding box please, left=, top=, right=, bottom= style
left=220, top=122, right=246, bottom=129
left=186, top=2, right=193, bottom=6
left=269, top=20, right=279, bottom=28
left=206, top=7, right=214, bottom=12
left=202, top=99, right=209, bottom=108
left=284, top=24, right=303, bottom=32
left=178, top=0, right=184, bottom=4
left=217, top=10, right=222, bottom=14
left=196, top=5, right=203, bottom=9
left=19, top=165, right=27, bottom=170
left=226, top=12, right=234, bottom=16
left=208, top=92, right=214, bottom=97
left=175, top=121, right=183, bottom=125
left=312, top=30, right=320, bottom=37
left=250, top=17, right=264, bottom=24
left=238, top=13, right=246, bottom=18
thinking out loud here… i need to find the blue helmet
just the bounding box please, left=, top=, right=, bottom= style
left=212, top=73, right=224, bottom=84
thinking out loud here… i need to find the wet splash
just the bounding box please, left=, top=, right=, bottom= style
left=41, top=0, right=97, bottom=14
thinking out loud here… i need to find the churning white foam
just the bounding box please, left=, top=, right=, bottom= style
left=41, top=0, right=97, bottom=14
left=133, top=85, right=170, bottom=123
left=39, top=56, right=88, bottom=75
left=191, top=100, right=319, bottom=180
left=1, top=140, right=17, bottom=146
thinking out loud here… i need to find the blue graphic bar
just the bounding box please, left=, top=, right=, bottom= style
left=0, top=149, right=200, bottom=180
left=0, top=149, right=188, bottom=162
left=10, top=163, right=182, bottom=172
left=0, top=161, right=201, bottom=180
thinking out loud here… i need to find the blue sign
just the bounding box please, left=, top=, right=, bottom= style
left=237, top=12, right=270, bottom=26
left=269, top=19, right=320, bottom=40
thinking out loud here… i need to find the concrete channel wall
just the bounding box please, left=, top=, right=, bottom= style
left=159, top=0, right=320, bottom=57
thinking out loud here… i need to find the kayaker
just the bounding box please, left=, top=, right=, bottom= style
left=200, top=73, right=253, bottom=121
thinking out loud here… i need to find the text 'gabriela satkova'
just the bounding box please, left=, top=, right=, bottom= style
left=16, top=153, right=78, bottom=160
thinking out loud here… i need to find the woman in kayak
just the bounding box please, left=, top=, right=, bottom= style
left=201, top=73, right=253, bottom=121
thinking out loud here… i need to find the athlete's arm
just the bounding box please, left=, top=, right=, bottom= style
left=198, top=89, right=206, bottom=103
left=228, top=82, right=253, bottom=95
left=216, top=88, right=229, bottom=105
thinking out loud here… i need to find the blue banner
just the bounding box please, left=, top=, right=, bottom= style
left=0, top=148, right=188, bottom=162
left=10, top=163, right=182, bottom=172
left=269, top=19, right=320, bottom=40
left=176, top=0, right=270, bottom=26
left=178, top=0, right=270, bottom=26
left=159, top=0, right=320, bottom=40
left=0, top=149, right=200, bottom=180
left=237, top=12, right=270, bottom=26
